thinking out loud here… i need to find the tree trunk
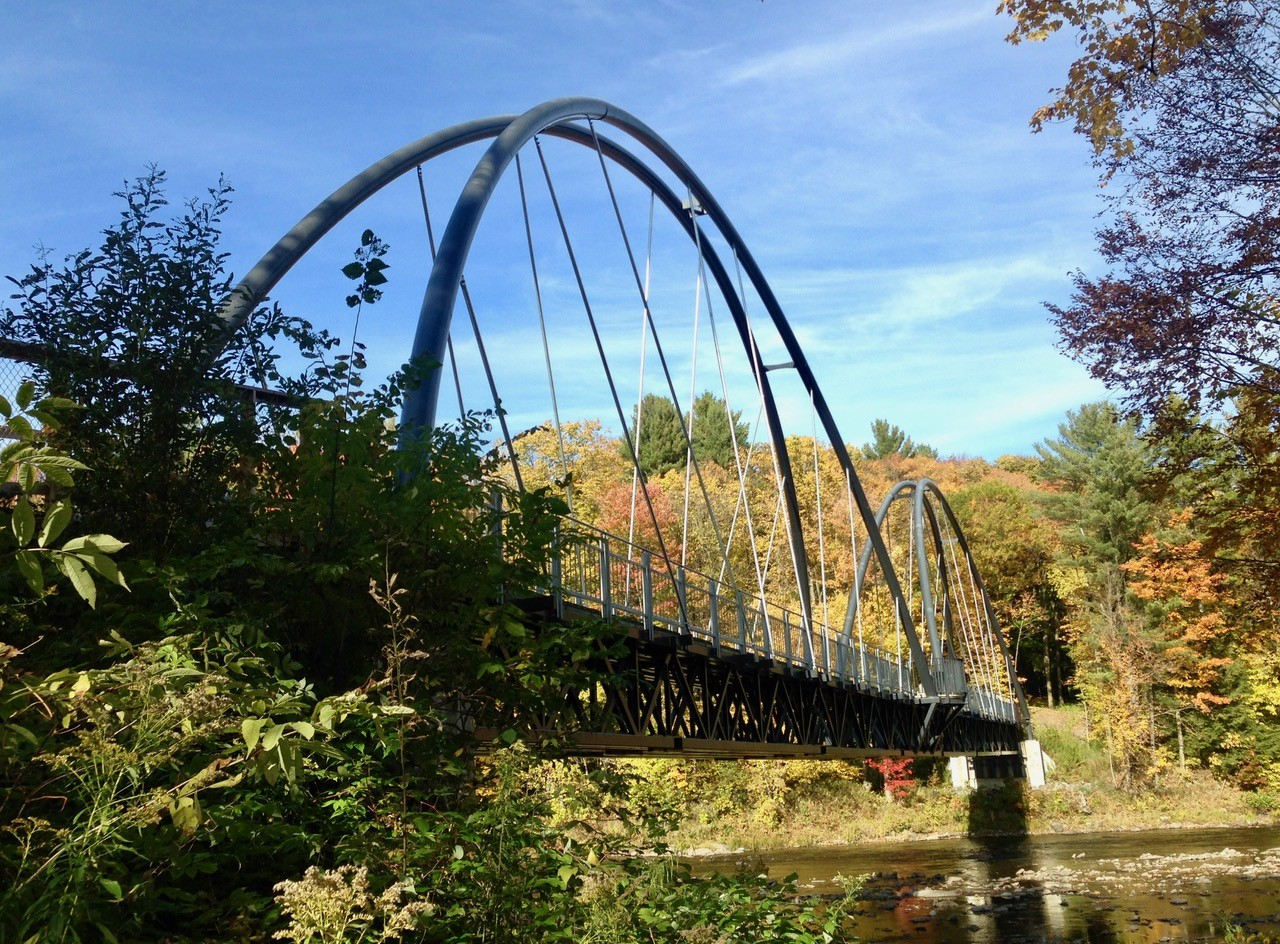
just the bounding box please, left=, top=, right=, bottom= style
left=1044, top=621, right=1057, bottom=707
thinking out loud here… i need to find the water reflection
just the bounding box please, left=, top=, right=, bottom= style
left=693, top=825, right=1280, bottom=944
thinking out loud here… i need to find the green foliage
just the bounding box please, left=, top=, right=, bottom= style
left=0, top=169, right=335, bottom=559
left=1034, top=718, right=1105, bottom=779
left=858, top=418, right=937, bottom=460
left=0, top=627, right=329, bottom=942
left=621, top=391, right=749, bottom=478
left=0, top=383, right=126, bottom=608
left=1035, top=402, right=1154, bottom=569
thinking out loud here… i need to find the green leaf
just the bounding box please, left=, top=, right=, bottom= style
left=38, top=499, right=72, bottom=548
left=341, top=262, right=364, bottom=280
left=11, top=496, right=35, bottom=546
left=260, top=722, right=286, bottom=752
left=61, top=534, right=127, bottom=555
left=15, top=380, right=34, bottom=411
left=170, top=795, right=201, bottom=835
left=74, top=550, right=129, bottom=589
left=28, top=454, right=89, bottom=472
left=34, top=396, right=80, bottom=412
left=241, top=717, right=264, bottom=753
left=0, top=395, right=9, bottom=418
left=290, top=720, right=315, bottom=740
left=12, top=547, right=40, bottom=590
left=38, top=465, right=73, bottom=488
left=557, top=864, right=577, bottom=889
left=3, top=722, right=38, bottom=747
left=99, top=878, right=122, bottom=901
left=6, top=415, right=33, bottom=441
left=55, top=553, right=95, bottom=607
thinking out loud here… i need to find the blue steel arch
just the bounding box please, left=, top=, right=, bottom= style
left=851, top=478, right=1031, bottom=727
left=217, top=97, right=947, bottom=698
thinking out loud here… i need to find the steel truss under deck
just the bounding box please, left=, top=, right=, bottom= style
left=477, top=603, right=1025, bottom=762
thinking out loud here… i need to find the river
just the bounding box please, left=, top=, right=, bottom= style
left=696, top=825, right=1280, bottom=943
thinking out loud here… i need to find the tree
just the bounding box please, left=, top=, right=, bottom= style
left=999, top=0, right=1224, bottom=158
left=1, top=169, right=331, bottom=558
left=1124, top=510, right=1233, bottom=712
left=621, top=391, right=749, bottom=478
left=1035, top=402, right=1154, bottom=567
left=951, top=478, right=1068, bottom=705
left=1003, top=1, right=1280, bottom=418
left=689, top=390, right=750, bottom=470
left=858, top=419, right=937, bottom=461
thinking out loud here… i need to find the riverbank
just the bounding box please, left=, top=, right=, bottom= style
left=654, top=766, right=1271, bottom=854
left=609, top=706, right=1277, bottom=855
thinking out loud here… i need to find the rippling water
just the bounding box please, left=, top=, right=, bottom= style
left=696, top=825, right=1280, bottom=943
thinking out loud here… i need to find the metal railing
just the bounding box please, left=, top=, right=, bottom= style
left=543, top=518, right=1019, bottom=721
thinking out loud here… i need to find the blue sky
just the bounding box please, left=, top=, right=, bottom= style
left=0, top=1, right=1110, bottom=459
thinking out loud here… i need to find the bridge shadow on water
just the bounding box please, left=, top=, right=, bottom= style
left=960, top=783, right=1053, bottom=944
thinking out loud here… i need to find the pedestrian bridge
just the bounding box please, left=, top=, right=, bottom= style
left=220, top=98, right=1037, bottom=772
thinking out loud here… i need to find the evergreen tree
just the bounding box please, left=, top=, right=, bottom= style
left=858, top=419, right=938, bottom=460
left=1035, top=402, right=1153, bottom=567
left=622, top=391, right=748, bottom=478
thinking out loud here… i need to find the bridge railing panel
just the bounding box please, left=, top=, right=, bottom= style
left=546, top=518, right=933, bottom=701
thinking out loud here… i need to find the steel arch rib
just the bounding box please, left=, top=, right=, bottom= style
left=914, top=479, right=1032, bottom=728
left=217, top=115, right=520, bottom=333
left=851, top=477, right=1031, bottom=729
left=215, top=97, right=932, bottom=695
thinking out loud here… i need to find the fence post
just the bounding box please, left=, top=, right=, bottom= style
left=735, top=589, right=747, bottom=651
left=784, top=611, right=793, bottom=665
left=599, top=538, right=612, bottom=620
left=641, top=550, right=654, bottom=639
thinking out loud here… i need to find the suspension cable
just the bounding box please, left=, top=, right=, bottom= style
left=681, top=262, right=703, bottom=568
left=811, top=394, right=831, bottom=631
left=585, top=119, right=743, bottom=603
left=457, top=274, right=523, bottom=489
left=515, top=152, right=572, bottom=506
left=625, top=193, right=656, bottom=580
left=416, top=165, right=466, bottom=421
left=533, top=135, right=685, bottom=622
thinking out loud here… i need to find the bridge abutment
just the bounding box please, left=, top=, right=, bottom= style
left=948, top=739, right=1047, bottom=790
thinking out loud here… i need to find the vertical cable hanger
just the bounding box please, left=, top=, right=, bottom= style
left=515, top=151, right=572, bottom=508
left=586, top=118, right=744, bottom=608
left=533, top=135, right=685, bottom=623
left=416, top=165, right=466, bottom=423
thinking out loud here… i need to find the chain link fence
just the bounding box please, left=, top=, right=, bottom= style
left=0, top=346, right=38, bottom=420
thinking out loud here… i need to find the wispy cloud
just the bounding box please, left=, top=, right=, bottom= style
left=717, top=6, right=993, bottom=88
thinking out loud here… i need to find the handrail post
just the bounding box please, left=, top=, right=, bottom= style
left=735, top=589, right=747, bottom=651
left=784, top=611, right=793, bottom=665
left=599, top=538, right=612, bottom=620
left=675, top=568, right=689, bottom=635
left=709, top=578, right=720, bottom=652
left=641, top=550, right=654, bottom=639
left=551, top=524, right=563, bottom=619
